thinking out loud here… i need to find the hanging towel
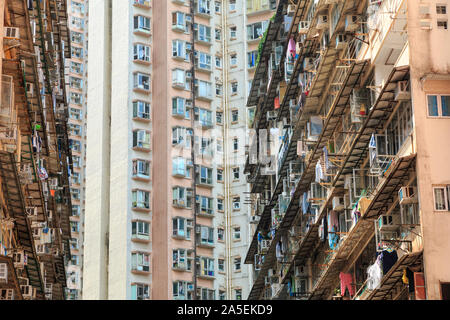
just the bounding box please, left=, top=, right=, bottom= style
left=288, top=38, right=296, bottom=59
left=367, top=258, right=383, bottom=290
left=274, top=96, right=280, bottom=109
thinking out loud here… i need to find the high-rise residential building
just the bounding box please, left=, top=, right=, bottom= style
left=66, top=0, right=89, bottom=300
left=83, top=0, right=276, bottom=300
left=0, top=0, right=73, bottom=300
left=244, top=0, right=450, bottom=300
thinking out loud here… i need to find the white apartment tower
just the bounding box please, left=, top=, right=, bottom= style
left=83, top=0, right=275, bottom=300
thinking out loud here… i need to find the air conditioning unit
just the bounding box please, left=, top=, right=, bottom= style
left=335, top=34, right=348, bottom=50
left=298, top=21, right=310, bottom=33
left=398, top=186, right=417, bottom=205
left=0, top=263, right=7, bottom=283
left=287, top=4, right=296, bottom=16
left=32, top=227, right=41, bottom=239
left=317, top=15, right=328, bottom=29
left=394, top=81, right=410, bottom=101
left=345, top=15, right=359, bottom=32
left=0, top=289, right=14, bottom=300
left=332, top=197, right=344, bottom=211
left=25, top=207, right=37, bottom=217
left=195, top=225, right=201, bottom=234
left=21, top=285, right=36, bottom=300
left=267, top=111, right=277, bottom=120
left=187, top=284, right=194, bottom=291
left=4, top=27, right=20, bottom=39
left=26, top=82, right=34, bottom=97
left=260, top=239, right=271, bottom=253
left=250, top=215, right=261, bottom=224
left=185, top=100, right=193, bottom=109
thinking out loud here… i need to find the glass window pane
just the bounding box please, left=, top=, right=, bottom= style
left=441, top=95, right=450, bottom=116
left=428, top=95, right=439, bottom=116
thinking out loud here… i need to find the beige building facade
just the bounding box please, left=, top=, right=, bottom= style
left=83, top=0, right=275, bottom=300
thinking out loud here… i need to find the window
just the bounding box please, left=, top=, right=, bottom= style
left=131, top=252, right=150, bottom=272
left=172, top=69, right=191, bottom=90
left=71, top=47, right=83, bottom=59
left=132, top=190, right=150, bottom=209
left=195, top=51, right=212, bottom=71
left=427, top=95, right=450, bottom=117
left=235, top=289, right=242, bottom=300
left=194, top=107, right=213, bottom=127
left=173, top=249, right=188, bottom=270
left=217, top=198, right=224, bottom=211
left=132, top=159, right=150, bottom=179
left=172, top=217, right=193, bottom=239
left=195, top=80, right=213, bottom=100
left=72, top=205, right=80, bottom=216
left=71, top=16, right=84, bottom=29
left=214, top=1, right=221, bottom=13
left=200, top=257, right=214, bottom=277
left=196, top=137, right=213, bottom=156
left=215, top=56, right=222, bottom=68
left=433, top=186, right=450, bottom=211
left=172, top=12, right=191, bottom=33
left=173, top=187, right=193, bottom=208
left=131, top=283, right=149, bottom=300
left=197, top=225, right=214, bottom=245
left=230, top=53, right=237, bottom=66
left=219, top=290, right=226, bottom=300
left=437, top=20, right=448, bottom=29
left=132, top=130, right=151, bottom=149
left=230, top=26, right=237, bottom=39
left=69, top=76, right=83, bottom=90
left=172, top=157, right=192, bottom=178
left=247, top=21, right=269, bottom=41
left=196, top=195, right=214, bottom=215
left=229, top=0, right=236, bottom=11
left=233, top=167, right=239, bottom=180
left=133, top=44, right=151, bottom=62
left=70, top=238, right=79, bottom=250
left=133, top=73, right=151, bottom=91
left=215, top=28, right=221, bottom=41
left=172, top=40, right=191, bottom=61
left=234, top=257, right=241, bottom=271
left=233, top=197, right=240, bottom=210
left=69, top=108, right=82, bottom=120
left=71, top=31, right=83, bottom=44
left=70, top=92, right=83, bottom=105
left=196, top=0, right=211, bottom=15
left=70, top=221, right=79, bottom=233
left=437, top=5, right=447, bottom=14
left=196, top=165, right=213, bottom=185
left=231, top=82, right=238, bottom=95
left=217, top=169, right=223, bottom=182
left=133, top=101, right=151, bottom=120
left=216, top=84, right=223, bottom=96
left=71, top=188, right=80, bottom=200
left=132, top=221, right=150, bottom=241
left=232, top=110, right=239, bottom=122
left=172, top=97, right=192, bottom=119
left=70, top=61, right=83, bottom=74
left=173, top=281, right=192, bottom=300
left=218, top=228, right=224, bottom=241
left=216, top=111, right=223, bottom=124
left=233, top=138, right=238, bottom=151
left=233, top=227, right=241, bottom=240
left=133, top=15, right=151, bottom=33
left=194, top=24, right=212, bottom=43
left=172, top=127, right=193, bottom=148
left=218, top=259, right=224, bottom=272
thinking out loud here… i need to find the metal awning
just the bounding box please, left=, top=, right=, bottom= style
left=333, top=66, right=411, bottom=188
left=0, top=152, right=44, bottom=298
left=366, top=251, right=423, bottom=300
left=308, top=154, right=417, bottom=300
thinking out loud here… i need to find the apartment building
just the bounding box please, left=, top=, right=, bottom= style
left=245, top=0, right=450, bottom=300
left=65, top=0, right=88, bottom=300
left=83, top=0, right=275, bottom=300
left=0, top=0, right=73, bottom=300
